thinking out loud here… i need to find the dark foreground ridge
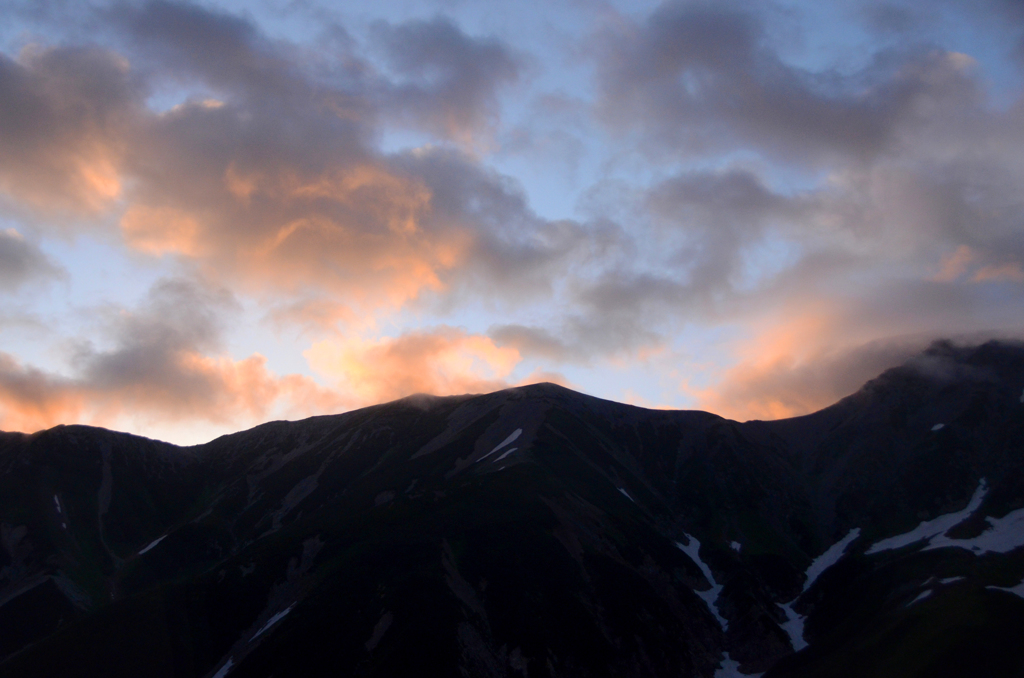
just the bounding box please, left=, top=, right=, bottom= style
left=2, top=340, right=1024, bottom=677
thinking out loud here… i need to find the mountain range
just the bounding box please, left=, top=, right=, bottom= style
left=2, top=339, right=1023, bottom=677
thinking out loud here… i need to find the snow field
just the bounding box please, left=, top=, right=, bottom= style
left=476, top=429, right=522, bottom=463
left=493, top=447, right=518, bottom=463
left=715, top=652, right=764, bottom=677
left=925, top=506, right=1024, bottom=554
left=866, top=480, right=988, bottom=554
left=676, top=535, right=728, bottom=630
left=802, top=528, right=860, bottom=593
left=138, top=534, right=168, bottom=555
left=211, top=658, right=234, bottom=678
left=250, top=604, right=295, bottom=641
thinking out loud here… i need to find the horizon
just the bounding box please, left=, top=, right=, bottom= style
left=15, top=336, right=1022, bottom=446
left=2, top=0, right=1023, bottom=444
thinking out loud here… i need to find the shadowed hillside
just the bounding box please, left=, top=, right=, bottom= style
left=2, top=340, right=1023, bottom=677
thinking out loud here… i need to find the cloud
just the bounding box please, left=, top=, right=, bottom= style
left=486, top=271, right=678, bottom=365
left=0, top=353, right=83, bottom=434
left=487, top=169, right=808, bottom=363
left=112, top=0, right=339, bottom=105
left=689, top=288, right=1024, bottom=421
left=594, top=2, right=981, bottom=164
left=645, top=169, right=805, bottom=300
left=393, top=149, right=593, bottom=302
left=532, top=131, right=1024, bottom=367
left=0, top=2, right=592, bottom=328
left=305, top=326, right=523, bottom=404
left=489, top=324, right=571, bottom=361
left=0, top=229, right=62, bottom=290
left=1, top=0, right=1022, bottom=437
left=372, top=15, right=523, bottom=144
left=685, top=308, right=925, bottom=420
left=0, top=277, right=345, bottom=437
left=0, top=44, right=138, bottom=216
left=860, top=4, right=923, bottom=34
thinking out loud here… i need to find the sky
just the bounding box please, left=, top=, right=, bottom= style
left=1, top=0, right=1023, bottom=444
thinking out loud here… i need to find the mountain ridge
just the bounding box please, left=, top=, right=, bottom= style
left=1, top=339, right=1023, bottom=677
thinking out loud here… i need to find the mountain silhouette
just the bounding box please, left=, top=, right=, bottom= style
left=2, top=339, right=1023, bottom=677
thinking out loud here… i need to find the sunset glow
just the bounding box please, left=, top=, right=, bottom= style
left=1, top=0, right=1023, bottom=442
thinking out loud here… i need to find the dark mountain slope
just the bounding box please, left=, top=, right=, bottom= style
left=1, top=340, right=1022, bottom=677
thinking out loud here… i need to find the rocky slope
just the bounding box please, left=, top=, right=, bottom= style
left=1, top=340, right=1023, bottom=677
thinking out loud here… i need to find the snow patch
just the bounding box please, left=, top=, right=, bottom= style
left=730, top=541, right=742, bottom=552
left=907, top=589, right=933, bottom=606
left=1020, top=387, right=1024, bottom=404
left=476, top=429, right=522, bottom=463
left=676, top=535, right=728, bottom=630
left=776, top=529, right=862, bottom=654
left=138, top=534, right=168, bottom=555
left=211, top=658, right=234, bottom=678
left=715, top=652, right=763, bottom=677
left=618, top=488, right=636, bottom=503
left=803, top=528, right=860, bottom=593
left=926, top=506, right=1024, bottom=554
left=250, top=604, right=294, bottom=641
left=365, top=611, right=393, bottom=651
left=867, top=479, right=988, bottom=554
left=931, top=423, right=945, bottom=431
left=53, top=495, right=61, bottom=514
left=61, top=522, right=66, bottom=530
left=940, top=577, right=964, bottom=584
left=988, top=577, right=1024, bottom=600
left=778, top=601, right=807, bottom=651
left=493, top=447, right=518, bottom=463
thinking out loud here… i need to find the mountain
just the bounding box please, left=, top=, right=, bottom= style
left=1, top=339, right=1023, bottom=677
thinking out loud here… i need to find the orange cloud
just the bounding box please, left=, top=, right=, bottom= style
left=0, top=46, right=132, bottom=217
left=0, top=333, right=569, bottom=443
left=933, top=245, right=976, bottom=282
left=0, top=350, right=346, bottom=443
left=686, top=307, right=927, bottom=421
left=265, top=298, right=364, bottom=335
left=122, top=158, right=475, bottom=321
left=120, top=204, right=204, bottom=256
left=933, top=247, right=1024, bottom=285
left=305, top=327, right=522, bottom=405
left=0, top=354, right=85, bottom=434
left=2, top=36, right=574, bottom=340
left=690, top=313, right=837, bottom=420
left=973, top=262, right=1024, bottom=283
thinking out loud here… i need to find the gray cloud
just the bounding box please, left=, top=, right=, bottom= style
left=393, top=147, right=595, bottom=301
left=73, top=277, right=236, bottom=393
left=372, top=16, right=523, bottom=141
left=0, top=0, right=592, bottom=322
left=0, top=230, right=61, bottom=290
left=0, top=351, right=75, bottom=422
left=2, top=0, right=1022, bottom=422
left=487, top=271, right=681, bottom=364
left=0, top=43, right=141, bottom=216
left=646, top=169, right=805, bottom=301
left=861, top=4, right=922, bottom=34
left=495, top=146, right=1024, bottom=367
left=489, top=324, right=571, bottom=361
left=112, top=0, right=351, bottom=104
left=595, top=1, right=980, bottom=164
left=0, top=276, right=238, bottom=426
left=0, top=275, right=342, bottom=431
